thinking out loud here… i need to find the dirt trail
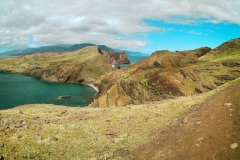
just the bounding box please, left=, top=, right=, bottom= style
left=125, top=83, right=240, bottom=160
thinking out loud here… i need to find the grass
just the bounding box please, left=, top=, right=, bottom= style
left=179, top=80, right=196, bottom=95
left=0, top=47, right=114, bottom=83
left=199, top=49, right=240, bottom=63
left=0, top=47, right=101, bottom=72
left=0, top=84, right=223, bottom=159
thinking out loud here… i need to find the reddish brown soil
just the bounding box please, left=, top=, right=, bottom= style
left=123, top=83, right=240, bottom=160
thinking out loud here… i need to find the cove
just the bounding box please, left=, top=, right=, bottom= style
left=0, top=72, right=96, bottom=110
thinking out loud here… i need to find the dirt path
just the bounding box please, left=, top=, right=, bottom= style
left=123, top=83, right=240, bottom=160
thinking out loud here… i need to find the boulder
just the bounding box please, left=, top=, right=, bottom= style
left=57, top=95, right=72, bottom=100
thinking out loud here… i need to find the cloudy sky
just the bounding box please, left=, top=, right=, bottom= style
left=1, top=0, right=240, bottom=54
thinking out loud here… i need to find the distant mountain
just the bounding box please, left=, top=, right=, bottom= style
left=55, top=44, right=72, bottom=48
left=0, top=45, right=68, bottom=57
left=0, top=43, right=148, bottom=58
left=66, top=43, right=95, bottom=52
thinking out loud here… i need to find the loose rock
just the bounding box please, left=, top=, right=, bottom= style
left=196, top=121, right=201, bottom=125
left=197, top=137, right=204, bottom=141
left=17, top=135, right=22, bottom=139
left=34, top=135, right=42, bottom=141
left=61, top=110, right=67, bottom=114
left=183, top=117, right=188, bottom=123
left=105, top=129, right=116, bottom=136
left=230, top=143, right=238, bottom=149
left=223, top=102, right=233, bottom=107
left=47, top=136, right=58, bottom=142
left=0, top=155, right=4, bottom=160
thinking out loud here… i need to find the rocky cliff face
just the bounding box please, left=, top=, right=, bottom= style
left=100, top=50, right=130, bottom=65
left=89, top=38, right=240, bottom=107
left=0, top=46, right=130, bottom=84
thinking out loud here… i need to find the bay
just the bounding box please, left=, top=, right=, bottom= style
left=0, top=72, right=96, bottom=109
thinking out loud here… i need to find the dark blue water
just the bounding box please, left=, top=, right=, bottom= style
left=0, top=72, right=96, bottom=109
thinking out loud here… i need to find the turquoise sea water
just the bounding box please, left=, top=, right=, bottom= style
left=119, top=56, right=148, bottom=68
left=0, top=72, right=96, bottom=110
left=129, top=56, right=147, bottom=64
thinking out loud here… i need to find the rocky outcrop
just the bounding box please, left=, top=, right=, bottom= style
left=101, top=50, right=130, bottom=65
left=194, top=47, right=211, bottom=58
left=89, top=39, right=240, bottom=108
left=57, top=95, right=72, bottom=100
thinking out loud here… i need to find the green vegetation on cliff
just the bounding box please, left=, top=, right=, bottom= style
left=90, top=38, right=240, bottom=107
left=0, top=46, right=115, bottom=84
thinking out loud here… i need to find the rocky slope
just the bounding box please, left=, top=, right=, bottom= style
left=0, top=46, right=130, bottom=84
left=89, top=38, right=240, bottom=107
left=120, top=81, right=240, bottom=160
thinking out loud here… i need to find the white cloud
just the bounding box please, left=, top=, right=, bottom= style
left=0, top=0, right=240, bottom=51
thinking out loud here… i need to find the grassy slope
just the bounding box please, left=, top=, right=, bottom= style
left=1, top=78, right=240, bottom=160
left=0, top=46, right=115, bottom=83
left=0, top=86, right=216, bottom=159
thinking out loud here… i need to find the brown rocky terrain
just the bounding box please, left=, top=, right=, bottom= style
left=89, top=38, right=240, bottom=108
left=120, top=82, right=240, bottom=160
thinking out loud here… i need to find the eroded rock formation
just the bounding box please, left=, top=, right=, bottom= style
left=100, top=50, right=130, bottom=65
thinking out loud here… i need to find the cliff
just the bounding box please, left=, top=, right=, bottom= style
left=89, top=38, right=240, bottom=107
left=100, top=49, right=130, bottom=65
left=0, top=46, right=130, bottom=84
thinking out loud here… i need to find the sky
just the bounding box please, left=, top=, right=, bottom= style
left=1, top=0, right=240, bottom=54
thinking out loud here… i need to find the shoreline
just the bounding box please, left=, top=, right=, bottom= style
left=83, top=83, right=99, bottom=92
left=0, top=71, right=100, bottom=92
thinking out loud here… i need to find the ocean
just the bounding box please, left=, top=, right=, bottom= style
left=0, top=72, right=96, bottom=109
